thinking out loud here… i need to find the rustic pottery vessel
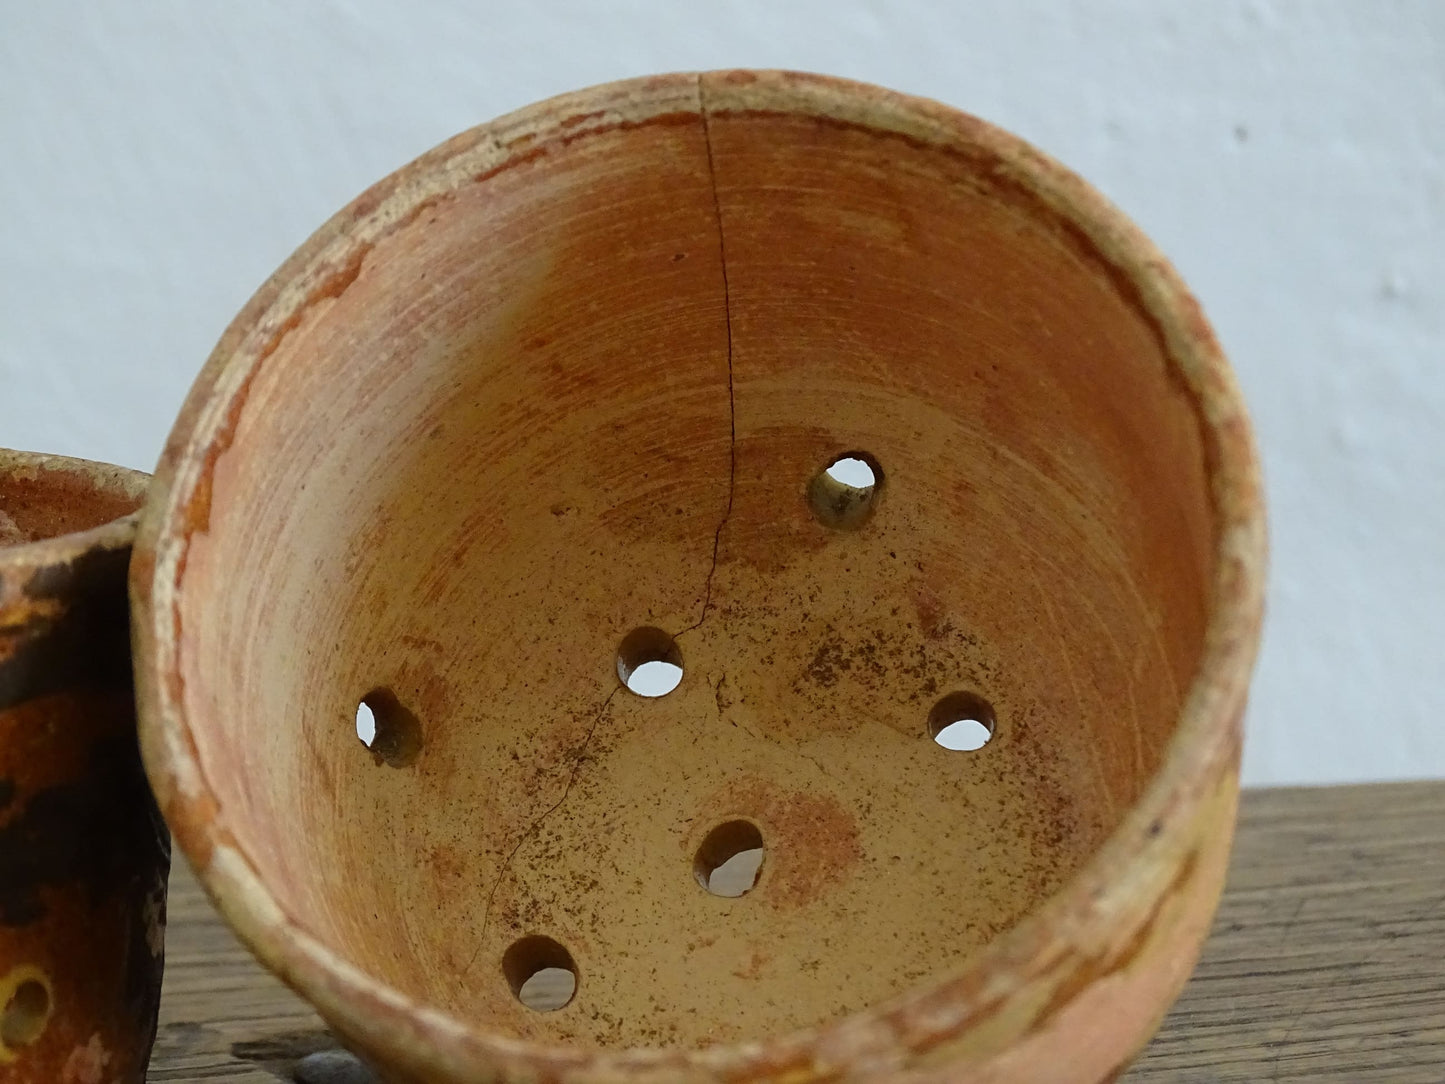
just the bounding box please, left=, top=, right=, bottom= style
left=132, top=72, right=1265, bottom=1082
left=0, top=449, right=168, bottom=1082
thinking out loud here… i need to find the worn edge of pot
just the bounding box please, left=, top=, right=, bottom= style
left=0, top=448, right=148, bottom=579
left=129, top=69, right=1267, bottom=1084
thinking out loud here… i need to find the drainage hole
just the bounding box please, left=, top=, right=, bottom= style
left=928, top=691, right=996, bottom=751
left=1, top=976, right=51, bottom=1050
left=503, top=936, right=577, bottom=1012
left=808, top=451, right=882, bottom=529
left=354, top=688, right=423, bottom=767
left=695, top=819, right=765, bottom=897
left=616, top=626, right=683, bottom=697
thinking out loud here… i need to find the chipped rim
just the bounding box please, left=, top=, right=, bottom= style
left=131, top=70, right=1266, bottom=1081
left=0, top=448, right=148, bottom=575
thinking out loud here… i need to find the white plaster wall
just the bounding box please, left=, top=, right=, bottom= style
left=2, top=1, right=1441, bottom=785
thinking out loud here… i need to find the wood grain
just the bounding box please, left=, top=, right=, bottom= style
left=147, top=781, right=1445, bottom=1082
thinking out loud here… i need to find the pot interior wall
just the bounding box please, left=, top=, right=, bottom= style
left=175, top=97, right=1213, bottom=1047
left=0, top=458, right=142, bottom=545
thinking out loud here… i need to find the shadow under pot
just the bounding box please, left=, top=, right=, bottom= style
left=0, top=449, right=168, bottom=1083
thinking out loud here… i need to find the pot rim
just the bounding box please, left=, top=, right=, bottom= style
left=131, top=69, right=1266, bottom=1081
left=0, top=448, right=148, bottom=572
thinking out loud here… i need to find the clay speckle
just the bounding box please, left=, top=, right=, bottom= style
left=61, top=1033, right=111, bottom=1084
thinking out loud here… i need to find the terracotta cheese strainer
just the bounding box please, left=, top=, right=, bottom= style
left=131, top=71, right=1265, bottom=1083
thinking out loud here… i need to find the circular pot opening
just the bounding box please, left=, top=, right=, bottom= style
left=136, top=71, right=1263, bottom=1080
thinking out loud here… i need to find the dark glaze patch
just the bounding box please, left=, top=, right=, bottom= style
left=0, top=544, right=132, bottom=711
left=0, top=733, right=164, bottom=926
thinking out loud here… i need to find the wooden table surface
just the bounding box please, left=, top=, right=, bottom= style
left=147, top=781, right=1445, bottom=1082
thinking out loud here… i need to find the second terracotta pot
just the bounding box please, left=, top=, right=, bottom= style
left=0, top=449, right=168, bottom=1083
